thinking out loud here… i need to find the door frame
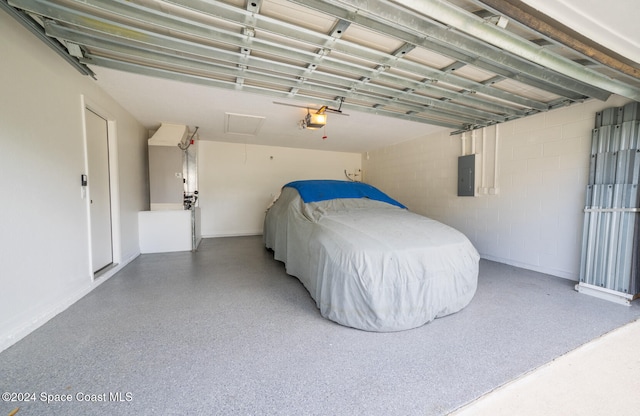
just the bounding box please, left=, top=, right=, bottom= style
left=81, top=95, right=121, bottom=279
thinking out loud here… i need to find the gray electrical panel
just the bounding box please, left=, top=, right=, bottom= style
left=458, top=154, right=476, bottom=197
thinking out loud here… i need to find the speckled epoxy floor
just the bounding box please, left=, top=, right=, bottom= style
left=451, top=318, right=640, bottom=416
left=2, top=236, right=639, bottom=416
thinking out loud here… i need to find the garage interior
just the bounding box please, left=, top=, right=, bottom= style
left=1, top=0, right=639, bottom=415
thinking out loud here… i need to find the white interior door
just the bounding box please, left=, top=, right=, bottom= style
left=85, top=108, right=113, bottom=273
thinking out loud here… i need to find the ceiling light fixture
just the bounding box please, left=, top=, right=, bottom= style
left=301, top=109, right=327, bottom=129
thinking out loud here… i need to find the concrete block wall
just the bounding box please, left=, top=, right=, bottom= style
left=199, top=141, right=361, bottom=237
left=363, top=96, right=631, bottom=280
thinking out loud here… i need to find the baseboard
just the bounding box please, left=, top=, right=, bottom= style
left=0, top=252, right=139, bottom=353
left=480, top=254, right=578, bottom=281
left=201, top=231, right=262, bottom=238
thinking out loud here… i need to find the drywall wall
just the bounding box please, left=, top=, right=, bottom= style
left=363, top=96, right=631, bottom=280
left=0, top=12, right=148, bottom=352
left=199, top=141, right=361, bottom=236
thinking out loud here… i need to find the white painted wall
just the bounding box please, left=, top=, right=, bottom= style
left=199, top=141, right=361, bottom=236
left=0, top=12, right=148, bottom=352
left=364, top=96, right=631, bottom=280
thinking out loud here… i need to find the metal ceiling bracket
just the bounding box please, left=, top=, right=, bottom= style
left=392, top=0, right=640, bottom=101
left=288, top=0, right=609, bottom=100
left=0, top=0, right=94, bottom=77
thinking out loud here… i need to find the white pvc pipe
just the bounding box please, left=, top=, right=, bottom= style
left=481, top=128, right=486, bottom=189
left=471, top=129, right=476, bottom=154
left=494, top=125, right=500, bottom=190
left=461, top=132, right=467, bottom=156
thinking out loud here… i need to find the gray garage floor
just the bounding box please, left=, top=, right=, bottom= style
left=2, top=236, right=639, bottom=416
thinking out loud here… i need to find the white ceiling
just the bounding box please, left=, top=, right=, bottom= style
left=522, top=0, right=640, bottom=64
left=9, top=0, right=636, bottom=154
left=93, top=66, right=444, bottom=153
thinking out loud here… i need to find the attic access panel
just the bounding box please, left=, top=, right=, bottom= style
left=224, top=112, right=266, bottom=135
